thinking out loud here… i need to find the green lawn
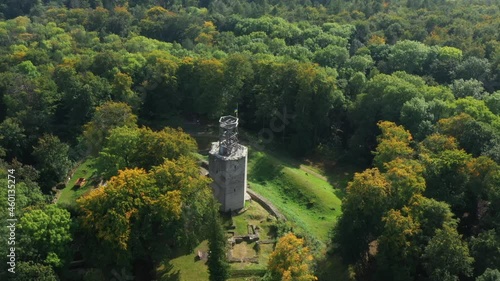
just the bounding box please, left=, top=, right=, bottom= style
left=248, top=149, right=343, bottom=243
left=157, top=241, right=210, bottom=281
left=230, top=201, right=273, bottom=237
left=246, top=149, right=353, bottom=281
left=57, top=158, right=98, bottom=206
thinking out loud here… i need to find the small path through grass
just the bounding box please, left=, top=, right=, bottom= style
left=299, top=164, right=328, bottom=181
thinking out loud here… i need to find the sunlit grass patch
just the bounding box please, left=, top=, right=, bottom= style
left=57, top=158, right=98, bottom=206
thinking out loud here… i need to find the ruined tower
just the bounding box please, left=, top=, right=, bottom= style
left=209, top=116, right=248, bottom=212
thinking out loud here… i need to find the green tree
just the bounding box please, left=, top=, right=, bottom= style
left=483, top=168, right=500, bottom=229
left=32, top=134, right=72, bottom=192
left=346, top=71, right=367, bottom=98
left=140, top=52, right=180, bottom=119
left=111, top=72, right=140, bottom=108
left=437, top=113, right=495, bottom=157
left=15, top=60, right=40, bottom=78
left=0, top=117, right=27, bottom=160
left=313, top=45, right=349, bottom=68
left=423, top=225, right=474, bottom=281
left=221, top=54, right=254, bottom=114
left=450, top=79, right=487, bottom=100
left=290, top=63, right=341, bottom=154
left=15, top=261, right=59, bottom=281
left=19, top=205, right=72, bottom=268
left=454, top=56, right=491, bottom=84
left=83, top=101, right=138, bottom=155
left=400, top=97, right=434, bottom=140
left=407, top=194, right=456, bottom=240
left=349, top=72, right=435, bottom=161
left=86, top=7, right=109, bottom=32
left=2, top=72, right=58, bottom=143
left=420, top=142, right=472, bottom=211
left=186, top=58, right=226, bottom=118
left=388, top=40, right=430, bottom=75
left=347, top=54, right=374, bottom=73
left=107, top=6, right=133, bottom=37
left=476, top=268, right=500, bottom=281
left=484, top=91, right=500, bottom=115
left=207, top=203, right=229, bottom=281
left=94, top=126, right=140, bottom=179
left=95, top=126, right=196, bottom=179
left=134, top=127, right=197, bottom=170
left=53, top=65, right=111, bottom=140
left=429, top=46, right=463, bottom=84
left=453, top=98, right=497, bottom=124
left=2, top=159, right=45, bottom=212
left=470, top=230, right=500, bottom=276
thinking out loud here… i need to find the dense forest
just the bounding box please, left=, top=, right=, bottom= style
left=0, top=0, right=500, bottom=280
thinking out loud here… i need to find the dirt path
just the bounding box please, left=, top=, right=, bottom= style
left=298, top=164, right=328, bottom=181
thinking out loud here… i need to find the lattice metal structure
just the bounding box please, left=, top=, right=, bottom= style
left=218, top=115, right=239, bottom=156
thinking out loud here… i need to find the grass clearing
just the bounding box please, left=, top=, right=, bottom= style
left=230, top=201, right=273, bottom=237
left=57, top=158, right=98, bottom=206
left=248, top=150, right=343, bottom=243
left=157, top=241, right=210, bottom=281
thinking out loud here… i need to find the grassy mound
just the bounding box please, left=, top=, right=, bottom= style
left=248, top=150, right=343, bottom=243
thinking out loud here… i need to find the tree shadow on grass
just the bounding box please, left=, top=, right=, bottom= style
left=322, top=161, right=362, bottom=200
left=249, top=153, right=284, bottom=183
left=156, top=261, right=181, bottom=281
left=315, top=253, right=350, bottom=281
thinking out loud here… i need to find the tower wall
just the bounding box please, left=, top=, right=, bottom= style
left=209, top=142, right=248, bottom=212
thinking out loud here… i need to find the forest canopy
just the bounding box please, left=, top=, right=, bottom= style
left=0, top=0, right=499, bottom=280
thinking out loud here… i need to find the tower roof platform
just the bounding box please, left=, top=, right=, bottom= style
left=209, top=142, right=247, bottom=160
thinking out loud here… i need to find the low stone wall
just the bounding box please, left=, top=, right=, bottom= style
left=246, top=187, right=286, bottom=221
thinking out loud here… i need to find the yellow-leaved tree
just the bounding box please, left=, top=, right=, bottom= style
left=77, top=156, right=213, bottom=268
left=373, top=121, right=414, bottom=170
left=266, top=233, right=317, bottom=281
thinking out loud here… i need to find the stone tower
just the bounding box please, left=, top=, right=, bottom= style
left=209, top=116, right=248, bottom=212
